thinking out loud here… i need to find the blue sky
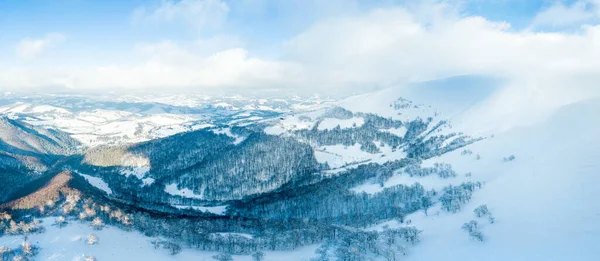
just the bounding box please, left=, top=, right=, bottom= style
left=1, top=0, right=600, bottom=94
left=0, top=0, right=558, bottom=46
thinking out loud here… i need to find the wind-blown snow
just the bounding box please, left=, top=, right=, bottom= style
left=78, top=173, right=112, bottom=195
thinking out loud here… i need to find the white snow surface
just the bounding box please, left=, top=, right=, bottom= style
left=141, top=177, right=155, bottom=186
left=264, top=115, right=316, bottom=135
left=78, top=173, right=112, bottom=195
left=212, top=127, right=246, bottom=145
left=381, top=126, right=408, bottom=138
left=352, top=173, right=457, bottom=194
left=213, top=233, right=254, bottom=239
left=362, top=97, right=600, bottom=261
left=4, top=79, right=600, bottom=260
left=2, top=94, right=329, bottom=148
left=19, top=108, right=202, bottom=147
left=314, top=144, right=375, bottom=169
left=317, top=117, right=364, bottom=130
left=308, top=77, right=600, bottom=260
left=165, top=184, right=205, bottom=200
left=173, top=205, right=228, bottom=215
left=0, top=219, right=319, bottom=261
left=316, top=142, right=407, bottom=174
left=120, top=166, right=151, bottom=180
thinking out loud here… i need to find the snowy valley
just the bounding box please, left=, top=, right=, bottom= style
left=1, top=77, right=599, bottom=261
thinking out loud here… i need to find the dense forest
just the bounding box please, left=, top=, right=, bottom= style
left=0, top=102, right=486, bottom=260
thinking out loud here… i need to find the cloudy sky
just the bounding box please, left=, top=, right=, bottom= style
left=1, top=0, right=600, bottom=96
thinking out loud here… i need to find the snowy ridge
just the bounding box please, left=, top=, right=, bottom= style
left=390, top=98, right=600, bottom=261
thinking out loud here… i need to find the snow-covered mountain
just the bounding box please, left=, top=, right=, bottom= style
left=402, top=95, right=600, bottom=261
left=1, top=77, right=599, bottom=261
left=0, top=117, right=80, bottom=202
left=0, top=94, right=334, bottom=147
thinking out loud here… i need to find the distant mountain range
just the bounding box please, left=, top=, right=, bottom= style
left=0, top=94, right=334, bottom=147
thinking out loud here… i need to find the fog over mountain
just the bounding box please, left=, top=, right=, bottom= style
left=1, top=1, right=600, bottom=261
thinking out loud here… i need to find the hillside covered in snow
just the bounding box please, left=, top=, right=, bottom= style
left=0, top=94, right=333, bottom=147
left=1, top=76, right=599, bottom=261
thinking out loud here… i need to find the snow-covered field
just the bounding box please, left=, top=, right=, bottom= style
left=0, top=219, right=318, bottom=261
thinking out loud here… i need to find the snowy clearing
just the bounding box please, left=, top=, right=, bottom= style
left=77, top=173, right=113, bottom=195
left=165, top=184, right=205, bottom=200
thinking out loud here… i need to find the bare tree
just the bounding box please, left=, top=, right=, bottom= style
left=461, top=220, right=478, bottom=233
left=252, top=251, right=265, bottom=261
left=474, top=205, right=490, bottom=218
left=150, top=237, right=161, bottom=249
left=91, top=218, right=104, bottom=230
left=21, top=241, right=34, bottom=256
left=0, top=246, right=12, bottom=261
left=162, top=242, right=181, bottom=256
left=54, top=216, right=67, bottom=228
left=213, top=253, right=233, bottom=261
left=87, top=234, right=98, bottom=245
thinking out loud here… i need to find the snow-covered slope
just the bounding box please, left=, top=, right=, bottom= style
left=340, top=76, right=499, bottom=120
left=267, top=76, right=600, bottom=260
left=266, top=76, right=501, bottom=173
left=2, top=77, right=599, bottom=261
left=0, top=218, right=319, bottom=261
left=399, top=98, right=600, bottom=261
left=0, top=117, right=80, bottom=202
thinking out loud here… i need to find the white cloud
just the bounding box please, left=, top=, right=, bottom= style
left=531, top=1, right=597, bottom=28
left=281, top=4, right=600, bottom=98
left=0, top=43, right=297, bottom=92
left=2, top=1, right=600, bottom=103
left=15, top=33, right=65, bottom=59
left=81, top=47, right=292, bottom=90
left=132, top=0, right=229, bottom=31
